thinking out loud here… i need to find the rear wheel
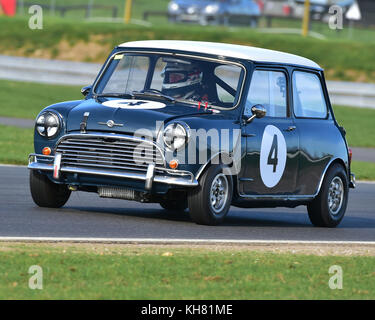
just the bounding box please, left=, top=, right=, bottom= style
left=188, top=164, right=233, bottom=225
left=307, top=164, right=349, bottom=227
left=30, top=170, right=71, bottom=208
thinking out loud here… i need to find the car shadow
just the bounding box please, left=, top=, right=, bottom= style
left=62, top=205, right=317, bottom=228
left=60, top=204, right=375, bottom=229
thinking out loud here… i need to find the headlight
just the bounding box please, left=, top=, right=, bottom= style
left=163, top=122, right=189, bottom=151
left=205, top=4, right=219, bottom=14
left=36, top=111, right=61, bottom=139
left=168, top=2, right=179, bottom=12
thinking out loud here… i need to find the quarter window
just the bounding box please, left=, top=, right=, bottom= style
left=245, top=70, right=287, bottom=118
left=214, top=65, right=242, bottom=104
left=292, top=71, right=327, bottom=119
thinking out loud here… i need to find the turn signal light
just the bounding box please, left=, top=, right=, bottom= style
left=348, top=148, right=353, bottom=166
left=42, top=147, right=51, bottom=156
left=169, top=159, right=179, bottom=169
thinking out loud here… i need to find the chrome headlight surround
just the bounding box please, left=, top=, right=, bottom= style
left=35, top=111, right=61, bottom=139
left=163, top=122, right=190, bottom=151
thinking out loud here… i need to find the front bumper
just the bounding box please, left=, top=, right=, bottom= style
left=28, top=153, right=199, bottom=190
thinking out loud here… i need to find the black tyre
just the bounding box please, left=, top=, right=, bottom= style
left=307, top=164, right=349, bottom=228
left=159, top=198, right=188, bottom=212
left=188, top=164, right=233, bottom=225
left=29, top=170, right=71, bottom=208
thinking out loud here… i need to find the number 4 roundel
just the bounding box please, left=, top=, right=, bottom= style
left=260, top=125, right=287, bottom=188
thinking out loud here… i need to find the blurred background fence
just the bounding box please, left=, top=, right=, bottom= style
left=11, top=0, right=375, bottom=27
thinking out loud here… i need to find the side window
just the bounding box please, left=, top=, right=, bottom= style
left=245, top=70, right=287, bottom=118
left=214, top=64, right=243, bottom=104
left=292, top=71, right=327, bottom=119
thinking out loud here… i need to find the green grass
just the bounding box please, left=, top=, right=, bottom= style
left=351, top=161, right=375, bottom=181
left=16, top=0, right=170, bottom=21
left=333, top=106, right=375, bottom=148
left=0, top=80, right=81, bottom=120
left=0, top=125, right=33, bottom=165
left=0, top=244, right=374, bottom=299
left=1, top=13, right=375, bottom=81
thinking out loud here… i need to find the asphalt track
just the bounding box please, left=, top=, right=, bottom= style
left=0, top=166, right=374, bottom=242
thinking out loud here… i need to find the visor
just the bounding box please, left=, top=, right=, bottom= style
left=163, top=70, right=202, bottom=85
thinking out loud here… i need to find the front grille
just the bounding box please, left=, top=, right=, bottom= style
left=55, top=136, right=164, bottom=174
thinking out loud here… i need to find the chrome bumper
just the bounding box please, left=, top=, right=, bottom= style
left=350, top=173, right=356, bottom=189
left=28, top=154, right=198, bottom=190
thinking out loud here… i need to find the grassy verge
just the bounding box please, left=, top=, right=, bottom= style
left=0, top=243, right=374, bottom=299
left=351, top=161, right=375, bottom=181
left=0, top=80, right=81, bottom=120
left=333, top=106, right=375, bottom=148
left=0, top=125, right=33, bottom=165
left=1, top=15, right=375, bottom=82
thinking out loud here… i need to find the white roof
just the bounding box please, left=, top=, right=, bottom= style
left=119, top=40, right=321, bottom=69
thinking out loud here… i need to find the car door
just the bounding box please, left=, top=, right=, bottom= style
left=291, top=69, right=346, bottom=195
left=239, top=68, right=299, bottom=196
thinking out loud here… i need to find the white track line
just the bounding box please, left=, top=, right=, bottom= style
left=0, top=237, right=374, bottom=246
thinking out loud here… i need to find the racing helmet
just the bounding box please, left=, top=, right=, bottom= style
left=161, top=59, right=203, bottom=99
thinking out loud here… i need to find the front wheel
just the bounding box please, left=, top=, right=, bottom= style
left=307, top=164, right=349, bottom=227
left=30, top=170, right=71, bottom=208
left=188, top=165, right=233, bottom=225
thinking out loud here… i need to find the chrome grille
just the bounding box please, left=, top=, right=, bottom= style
left=55, top=136, right=164, bottom=174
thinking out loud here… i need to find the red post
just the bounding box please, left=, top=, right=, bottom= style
left=0, top=0, right=17, bottom=16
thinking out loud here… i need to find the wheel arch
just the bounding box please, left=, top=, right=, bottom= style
left=314, top=157, right=349, bottom=198
left=195, top=152, right=239, bottom=181
left=194, top=152, right=239, bottom=199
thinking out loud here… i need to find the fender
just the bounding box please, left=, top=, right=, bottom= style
left=195, top=151, right=240, bottom=181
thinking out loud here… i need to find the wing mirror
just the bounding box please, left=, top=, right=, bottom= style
left=246, top=104, right=267, bottom=124
left=81, top=85, right=92, bottom=97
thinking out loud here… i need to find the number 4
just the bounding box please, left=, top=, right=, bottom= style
left=268, top=135, right=278, bottom=172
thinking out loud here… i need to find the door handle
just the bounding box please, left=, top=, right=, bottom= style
left=284, top=126, right=296, bottom=132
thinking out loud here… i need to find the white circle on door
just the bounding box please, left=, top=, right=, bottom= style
left=260, top=125, right=287, bottom=188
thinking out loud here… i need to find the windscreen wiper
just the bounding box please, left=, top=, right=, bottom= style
left=132, top=89, right=175, bottom=103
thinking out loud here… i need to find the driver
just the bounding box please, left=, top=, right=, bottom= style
left=161, top=59, right=209, bottom=102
